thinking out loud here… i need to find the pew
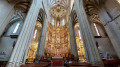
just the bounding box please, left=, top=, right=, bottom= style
left=0, top=61, right=8, bottom=67
left=103, top=60, right=120, bottom=67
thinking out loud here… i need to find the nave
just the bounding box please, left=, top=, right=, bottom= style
left=0, top=0, right=120, bottom=67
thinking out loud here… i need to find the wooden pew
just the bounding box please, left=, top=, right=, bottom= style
left=0, top=61, right=8, bottom=67
left=103, top=60, right=120, bottom=67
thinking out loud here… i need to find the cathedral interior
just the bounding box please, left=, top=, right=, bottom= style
left=0, top=0, right=120, bottom=67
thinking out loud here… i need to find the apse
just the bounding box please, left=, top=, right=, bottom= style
left=45, top=5, right=70, bottom=57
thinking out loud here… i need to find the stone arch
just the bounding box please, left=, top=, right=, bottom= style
left=2, top=10, right=25, bottom=36
left=84, top=0, right=119, bottom=59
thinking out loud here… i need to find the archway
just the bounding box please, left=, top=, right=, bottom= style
left=74, top=23, right=86, bottom=62
left=27, top=21, right=42, bottom=62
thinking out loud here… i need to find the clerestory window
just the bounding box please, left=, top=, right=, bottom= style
left=13, top=23, right=20, bottom=34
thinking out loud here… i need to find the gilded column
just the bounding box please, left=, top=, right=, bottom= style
left=0, top=0, right=14, bottom=37
left=69, top=16, right=79, bottom=60
left=35, top=17, right=48, bottom=62
left=74, top=0, right=103, bottom=66
left=6, top=0, right=42, bottom=67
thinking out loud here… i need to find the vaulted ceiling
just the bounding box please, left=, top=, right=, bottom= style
left=7, top=0, right=106, bottom=18
left=48, top=0, right=70, bottom=8
left=84, top=0, right=106, bottom=15
left=50, top=5, right=67, bottom=20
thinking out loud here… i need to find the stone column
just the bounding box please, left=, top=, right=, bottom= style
left=99, top=8, right=120, bottom=59
left=0, top=0, right=14, bottom=37
left=68, top=16, right=78, bottom=60
left=74, top=0, right=103, bottom=66
left=35, top=17, right=48, bottom=62
left=6, top=0, right=42, bottom=67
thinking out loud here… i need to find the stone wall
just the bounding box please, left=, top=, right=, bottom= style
left=0, top=10, right=24, bottom=61
left=104, top=0, right=120, bottom=41
left=0, top=37, right=16, bottom=61
left=95, top=38, right=118, bottom=59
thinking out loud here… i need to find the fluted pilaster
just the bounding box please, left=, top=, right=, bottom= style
left=35, top=17, right=48, bottom=61
left=69, top=16, right=78, bottom=60
left=74, top=0, right=103, bottom=66
left=6, top=0, right=42, bottom=67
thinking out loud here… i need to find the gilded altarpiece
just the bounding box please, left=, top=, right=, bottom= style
left=45, top=23, right=70, bottom=57
left=45, top=4, right=70, bottom=58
